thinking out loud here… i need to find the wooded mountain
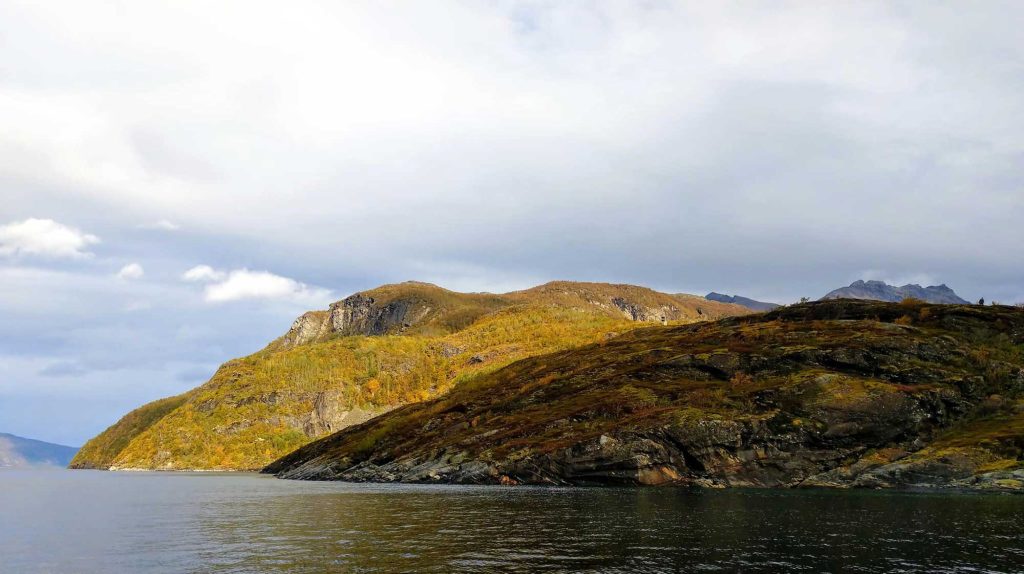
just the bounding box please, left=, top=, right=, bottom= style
left=71, top=281, right=748, bottom=471
left=266, top=299, right=1024, bottom=492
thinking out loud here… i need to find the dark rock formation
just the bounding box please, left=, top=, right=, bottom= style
left=328, top=293, right=433, bottom=336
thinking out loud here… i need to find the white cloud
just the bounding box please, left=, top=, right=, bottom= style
left=860, top=270, right=939, bottom=287
left=140, top=220, right=180, bottom=231
left=116, top=263, right=145, bottom=280
left=181, top=265, right=225, bottom=282
left=202, top=269, right=332, bottom=304
left=0, top=218, right=99, bottom=259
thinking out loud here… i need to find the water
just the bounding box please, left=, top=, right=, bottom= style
left=1, top=470, right=1022, bottom=573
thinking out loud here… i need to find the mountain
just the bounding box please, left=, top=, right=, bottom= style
left=705, top=292, right=780, bottom=312
left=0, top=433, right=78, bottom=468
left=821, top=280, right=969, bottom=304
left=71, top=281, right=750, bottom=471
left=266, top=299, right=1024, bottom=493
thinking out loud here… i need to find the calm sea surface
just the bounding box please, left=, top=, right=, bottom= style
left=1, top=469, right=1022, bottom=573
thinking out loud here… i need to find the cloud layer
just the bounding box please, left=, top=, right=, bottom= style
left=1, top=2, right=1022, bottom=444
left=2, top=2, right=1020, bottom=303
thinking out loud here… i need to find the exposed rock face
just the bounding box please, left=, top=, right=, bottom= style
left=275, top=284, right=470, bottom=348
left=302, top=390, right=391, bottom=437
left=705, top=292, right=780, bottom=312
left=281, top=311, right=331, bottom=347
left=821, top=280, right=969, bottom=304
left=329, top=293, right=433, bottom=336
left=611, top=297, right=675, bottom=323
left=276, top=281, right=751, bottom=349
left=279, top=289, right=442, bottom=347
left=266, top=300, right=1024, bottom=493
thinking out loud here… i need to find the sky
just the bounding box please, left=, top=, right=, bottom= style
left=1, top=1, right=1022, bottom=445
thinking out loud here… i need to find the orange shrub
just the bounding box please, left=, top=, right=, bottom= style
left=729, top=372, right=756, bottom=392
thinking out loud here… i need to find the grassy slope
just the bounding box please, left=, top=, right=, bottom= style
left=265, top=300, right=1024, bottom=489
left=72, top=281, right=748, bottom=470
left=71, top=394, right=189, bottom=468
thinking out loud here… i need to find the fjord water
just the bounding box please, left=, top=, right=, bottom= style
left=2, top=470, right=1022, bottom=573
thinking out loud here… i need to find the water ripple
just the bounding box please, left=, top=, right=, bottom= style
left=1, top=470, right=1022, bottom=573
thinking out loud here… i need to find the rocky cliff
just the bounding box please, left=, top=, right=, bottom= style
left=821, top=280, right=969, bottom=304
left=278, top=282, right=511, bottom=347
left=266, top=300, right=1024, bottom=493
left=277, top=281, right=743, bottom=348
left=72, top=281, right=749, bottom=471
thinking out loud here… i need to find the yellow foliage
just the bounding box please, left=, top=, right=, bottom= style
left=93, top=304, right=649, bottom=470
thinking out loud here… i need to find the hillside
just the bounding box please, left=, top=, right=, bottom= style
left=266, top=300, right=1024, bottom=493
left=71, top=281, right=748, bottom=471
left=821, top=280, right=969, bottom=304
left=0, top=433, right=78, bottom=467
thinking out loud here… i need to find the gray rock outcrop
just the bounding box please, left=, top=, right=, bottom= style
left=329, top=293, right=433, bottom=336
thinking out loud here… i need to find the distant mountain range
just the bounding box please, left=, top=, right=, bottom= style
left=820, top=280, right=970, bottom=304
left=705, top=292, right=781, bottom=312
left=0, top=433, right=78, bottom=468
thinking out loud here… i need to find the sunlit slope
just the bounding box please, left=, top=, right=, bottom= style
left=267, top=300, right=1024, bottom=492
left=72, top=281, right=748, bottom=470
left=71, top=394, right=189, bottom=469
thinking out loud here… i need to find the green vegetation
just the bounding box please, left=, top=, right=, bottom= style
left=72, top=281, right=748, bottom=470
left=70, top=394, right=189, bottom=469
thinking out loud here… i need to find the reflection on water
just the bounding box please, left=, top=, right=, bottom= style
left=1, top=470, right=1022, bottom=573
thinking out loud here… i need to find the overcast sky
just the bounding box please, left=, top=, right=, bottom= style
left=2, top=1, right=1022, bottom=445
